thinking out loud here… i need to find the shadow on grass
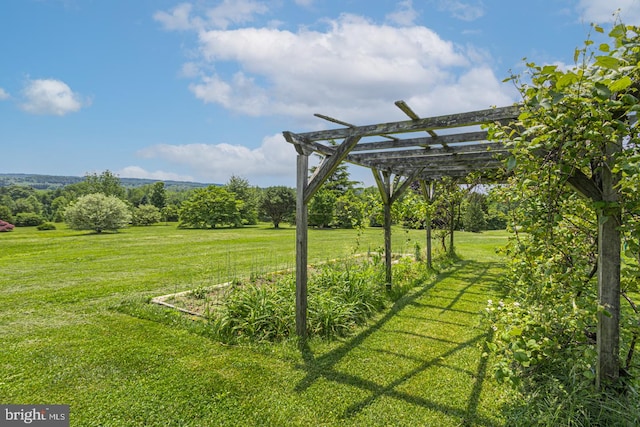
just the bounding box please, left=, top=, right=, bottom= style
left=297, top=259, right=504, bottom=426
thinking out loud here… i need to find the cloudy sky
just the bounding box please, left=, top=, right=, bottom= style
left=1, top=0, right=639, bottom=186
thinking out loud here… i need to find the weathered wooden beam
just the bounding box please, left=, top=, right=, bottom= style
left=283, top=131, right=316, bottom=156
left=297, top=105, right=520, bottom=142
left=350, top=131, right=489, bottom=152
left=567, top=169, right=602, bottom=201
left=395, top=100, right=420, bottom=120
left=314, top=113, right=355, bottom=128
left=357, top=150, right=504, bottom=166
left=372, top=168, right=389, bottom=205
left=349, top=142, right=505, bottom=163
left=295, top=152, right=309, bottom=339
left=395, top=100, right=438, bottom=138
left=390, top=168, right=423, bottom=203
left=304, top=136, right=361, bottom=204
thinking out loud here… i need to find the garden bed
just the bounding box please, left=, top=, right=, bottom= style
left=151, top=253, right=430, bottom=342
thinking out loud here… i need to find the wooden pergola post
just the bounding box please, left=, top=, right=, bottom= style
left=596, top=141, right=622, bottom=388
left=420, top=180, right=434, bottom=269
left=567, top=141, right=622, bottom=388
left=284, top=132, right=361, bottom=338
left=295, top=151, right=309, bottom=339
left=373, top=168, right=423, bottom=290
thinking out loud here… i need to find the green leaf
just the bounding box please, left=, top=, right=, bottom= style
left=556, top=72, right=578, bottom=89
left=609, top=24, right=626, bottom=38
left=551, top=91, right=565, bottom=104
left=609, top=76, right=633, bottom=92
left=594, top=25, right=604, bottom=33
left=593, top=82, right=612, bottom=100
left=514, top=350, right=530, bottom=365
left=508, top=327, right=523, bottom=337
left=595, top=56, right=621, bottom=69
left=599, top=43, right=610, bottom=52
left=574, top=48, right=580, bottom=63
left=506, top=156, right=517, bottom=172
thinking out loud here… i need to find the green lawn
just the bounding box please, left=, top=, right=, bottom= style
left=0, top=223, right=514, bottom=426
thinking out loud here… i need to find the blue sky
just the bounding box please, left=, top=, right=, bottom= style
left=1, top=0, right=639, bottom=187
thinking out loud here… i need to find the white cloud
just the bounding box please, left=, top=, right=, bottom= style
left=0, top=88, right=9, bottom=100
left=206, top=0, right=269, bottom=29
left=137, top=133, right=297, bottom=185
left=403, top=66, right=516, bottom=115
left=294, top=0, right=314, bottom=7
left=386, top=0, right=419, bottom=26
left=180, top=13, right=515, bottom=123
left=20, top=79, right=87, bottom=116
left=153, top=3, right=201, bottom=31
left=578, top=0, right=640, bottom=24
left=154, top=0, right=269, bottom=31
left=117, top=166, right=195, bottom=182
left=434, top=0, right=485, bottom=21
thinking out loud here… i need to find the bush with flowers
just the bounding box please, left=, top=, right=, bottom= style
left=0, top=219, right=15, bottom=232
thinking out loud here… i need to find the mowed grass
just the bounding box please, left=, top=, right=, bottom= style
left=0, top=223, right=515, bottom=426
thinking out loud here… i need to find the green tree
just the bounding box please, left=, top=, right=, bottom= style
left=462, top=192, right=487, bottom=232
left=84, top=170, right=126, bottom=199
left=150, top=182, right=167, bottom=210
left=362, top=186, right=384, bottom=227
left=308, top=152, right=361, bottom=228
left=308, top=189, right=336, bottom=228
left=225, top=175, right=258, bottom=225
left=162, top=204, right=180, bottom=222
left=64, top=193, right=131, bottom=233
left=126, top=186, right=148, bottom=207
left=50, top=196, right=70, bottom=222
left=260, top=186, right=295, bottom=228
left=0, top=205, right=13, bottom=223
left=179, top=186, right=243, bottom=229
left=333, top=190, right=365, bottom=228
left=13, top=195, right=43, bottom=215
left=132, top=204, right=162, bottom=226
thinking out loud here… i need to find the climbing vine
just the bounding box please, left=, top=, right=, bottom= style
left=486, top=22, right=640, bottom=422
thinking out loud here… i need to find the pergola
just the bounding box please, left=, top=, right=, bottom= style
left=283, top=100, right=621, bottom=388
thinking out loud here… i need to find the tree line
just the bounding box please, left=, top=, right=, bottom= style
left=0, top=166, right=506, bottom=238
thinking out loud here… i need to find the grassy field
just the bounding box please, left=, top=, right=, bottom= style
left=0, top=223, right=514, bottom=426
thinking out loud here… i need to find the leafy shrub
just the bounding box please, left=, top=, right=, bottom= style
left=14, top=212, right=45, bottom=227
left=64, top=193, right=131, bottom=233
left=0, top=219, right=15, bottom=232
left=132, top=204, right=161, bottom=226
left=37, top=222, right=57, bottom=231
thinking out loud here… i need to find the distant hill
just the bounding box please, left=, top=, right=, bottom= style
left=0, top=173, right=215, bottom=191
